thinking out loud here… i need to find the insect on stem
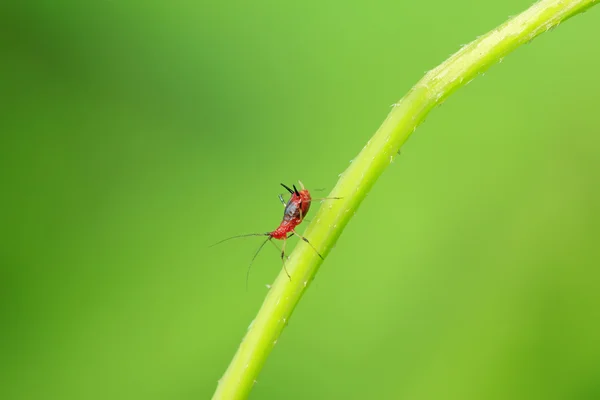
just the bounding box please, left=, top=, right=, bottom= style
left=210, top=181, right=340, bottom=287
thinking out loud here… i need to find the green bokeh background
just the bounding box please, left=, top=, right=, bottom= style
left=2, top=1, right=599, bottom=399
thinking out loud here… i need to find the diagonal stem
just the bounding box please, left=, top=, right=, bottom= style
left=212, top=1, right=598, bottom=398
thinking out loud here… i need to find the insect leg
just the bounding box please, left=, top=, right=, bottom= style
left=278, top=194, right=286, bottom=206
left=280, top=237, right=291, bottom=280
left=313, top=196, right=343, bottom=201
left=296, top=206, right=312, bottom=222
left=269, top=239, right=289, bottom=261
left=246, top=236, right=272, bottom=290
left=291, top=229, right=324, bottom=260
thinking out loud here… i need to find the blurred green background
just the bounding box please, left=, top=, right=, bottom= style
left=2, top=1, right=599, bottom=399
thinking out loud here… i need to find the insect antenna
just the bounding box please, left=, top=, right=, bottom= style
left=209, top=232, right=270, bottom=247
left=246, top=236, right=272, bottom=290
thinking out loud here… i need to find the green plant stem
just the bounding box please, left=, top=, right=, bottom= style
left=212, top=0, right=597, bottom=398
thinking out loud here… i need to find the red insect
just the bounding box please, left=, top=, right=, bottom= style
left=212, top=181, right=337, bottom=285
